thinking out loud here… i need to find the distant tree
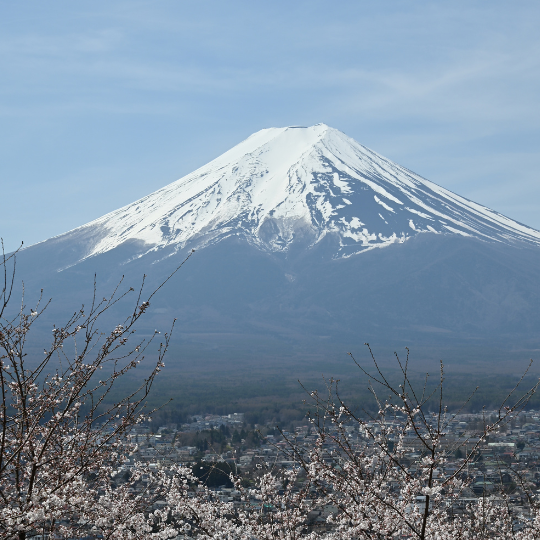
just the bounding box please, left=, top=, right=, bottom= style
left=193, top=462, right=235, bottom=488
left=220, top=424, right=231, bottom=438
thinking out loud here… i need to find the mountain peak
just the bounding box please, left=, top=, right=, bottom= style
left=46, top=124, right=540, bottom=264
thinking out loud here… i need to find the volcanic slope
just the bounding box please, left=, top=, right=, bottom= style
left=14, top=124, right=540, bottom=362
left=34, top=123, right=540, bottom=269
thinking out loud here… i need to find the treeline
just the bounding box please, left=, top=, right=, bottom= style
left=105, top=363, right=540, bottom=431
left=174, top=426, right=262, bottom=453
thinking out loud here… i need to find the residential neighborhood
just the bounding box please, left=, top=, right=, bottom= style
left=114, top=408, right=540, bottom=534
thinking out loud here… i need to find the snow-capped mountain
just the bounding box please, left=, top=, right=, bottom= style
left=13, top=124, right=540, bottom=364
left=47, top=124, right=540, bottom=266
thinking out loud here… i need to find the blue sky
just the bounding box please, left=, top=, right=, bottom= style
left=1, top=1, right=539, bottom=252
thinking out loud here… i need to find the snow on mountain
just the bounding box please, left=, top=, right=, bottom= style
left=50, top=124, right=540, bottom=263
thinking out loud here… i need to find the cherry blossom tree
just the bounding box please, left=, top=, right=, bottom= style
left=278, top=346, right=540, bottom=539
left=0, top=242, right=194, bottom=539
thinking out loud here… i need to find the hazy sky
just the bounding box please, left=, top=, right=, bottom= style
left=1, top=1, right=539, bottom=252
